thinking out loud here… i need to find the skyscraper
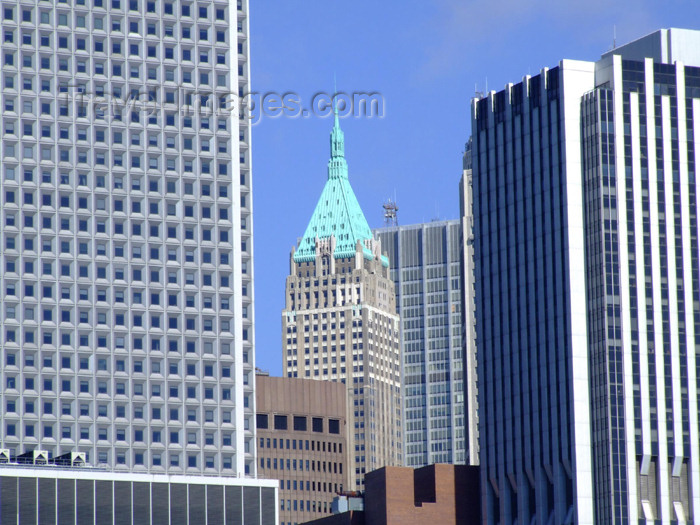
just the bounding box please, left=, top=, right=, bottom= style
left=459, top=138, right=479, bottom=468
left=375, top=220, right=475, bottom=467
left=0, top=0, right=257, bottom=477
left=472, top=28, right=700, bottom=524
left=282, top=111, right=402, bottom=488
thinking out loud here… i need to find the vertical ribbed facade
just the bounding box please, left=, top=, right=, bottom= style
left=472, top=28, right=700, bottom=524
left=472, top=62, right=595, bottom=523
left=0, top=0, right=256, bottom=477
left=375, top=221, right=470, bottom=467
left=580, top=53, right=700, bottom=523
left=0, top=468, right=279, bottom=524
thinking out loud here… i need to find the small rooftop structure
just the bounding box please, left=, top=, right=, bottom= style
left=51, top=452, right=87, bottom=467
left=602, top=28, right=700, bottom=67
left=0, top=450, right=92, bottom=470
left=382, top=200, right=399, bottom=227
left=332, top=493, right=364, bottom=514
left=15, top=450, right=49, bottom=466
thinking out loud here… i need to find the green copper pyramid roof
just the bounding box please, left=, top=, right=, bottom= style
left=293, top=110, right=376, bottom=263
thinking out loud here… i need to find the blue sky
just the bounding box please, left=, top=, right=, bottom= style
left=250, top=1, right=700, bottom=375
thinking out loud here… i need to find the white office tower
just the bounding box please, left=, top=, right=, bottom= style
left=0, top=0, right=257, bottom=477
left=472, top=28, right=700, bottom=523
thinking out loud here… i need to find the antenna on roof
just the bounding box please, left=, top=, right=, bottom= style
left=383, top=198, right=399, bottom=227
left=432, top=201, right=441, bottom=222
left=613, top=25, right=617, bottom=49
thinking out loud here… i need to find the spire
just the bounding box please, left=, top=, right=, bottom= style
left=293, top=88, right=376, bottom=265
left=328, top=91, right=348, bottom=179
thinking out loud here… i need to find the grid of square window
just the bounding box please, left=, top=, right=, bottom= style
left=283, top=271, right=402, bottom=488
left=0, top=0, right=255, bottom=476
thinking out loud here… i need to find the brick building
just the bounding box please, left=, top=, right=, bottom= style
left=255, top=374, right=351, bottom=525
left=301, top=463, right=480, bottom=525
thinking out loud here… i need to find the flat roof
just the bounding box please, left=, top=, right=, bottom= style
left=0, top=465, right=279, bottom=488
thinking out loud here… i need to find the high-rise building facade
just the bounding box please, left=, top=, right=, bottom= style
left=282, top=112, right=402, bottom=488
left=255, top=374, right=351, bottom=525
left=459, top=140, right=479, bottom=467
left=375, top=221, right=474, bottom=467
left=472, top=28, right=700, bottom=523
left=0, top=0, right=257, bottom=477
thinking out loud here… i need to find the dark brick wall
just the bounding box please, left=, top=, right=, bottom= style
left=366, top=464, right=480, bottom=525
left=301, top=464, right=481, bottom=525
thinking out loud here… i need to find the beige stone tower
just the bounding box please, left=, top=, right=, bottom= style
left=282, top=111, right=402, bottom=488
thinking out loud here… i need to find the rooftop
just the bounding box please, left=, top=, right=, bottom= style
left=601, top=28, right=700, bottom=67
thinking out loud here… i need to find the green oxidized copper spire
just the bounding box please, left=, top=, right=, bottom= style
left=293, top=105, right=376, bottom=263
left=328, top=98, right=348, bottom=179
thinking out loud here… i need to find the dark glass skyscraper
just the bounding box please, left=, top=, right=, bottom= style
left=472, top=28, right=700, bottom=524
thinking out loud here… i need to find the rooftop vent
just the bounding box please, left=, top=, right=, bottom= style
left=15, top=450, right=49, bottom=465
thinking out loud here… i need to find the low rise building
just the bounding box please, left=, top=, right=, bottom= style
left=300, top=463, right=480, bottom=525
left=0, top=460, right=278, bottom=524
left=256, top=374, right=350, bottom=525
